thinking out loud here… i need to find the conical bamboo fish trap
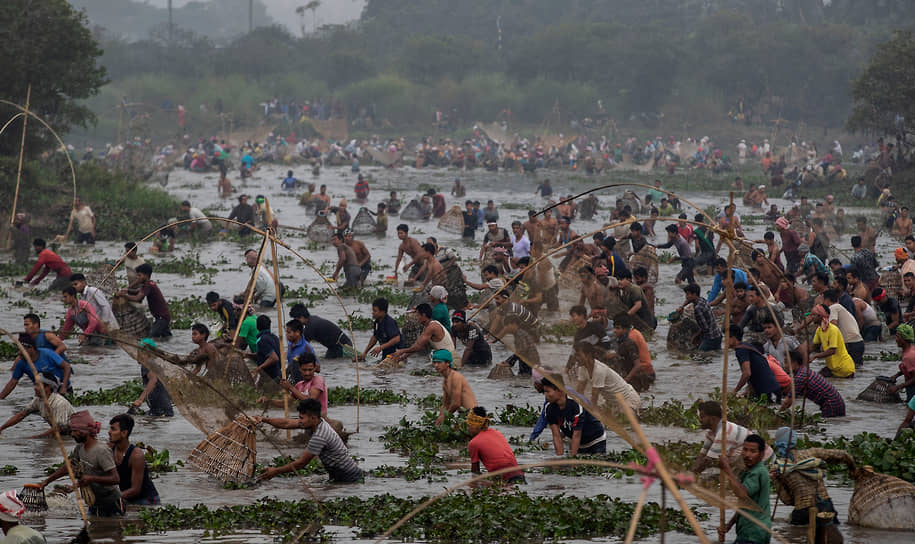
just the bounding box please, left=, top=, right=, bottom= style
left=437, top=205, right=466, bottom=234
left=628, top=244, right=659, bottom=284
left=306, top=213, right=333, bottom=244
left=111, top=295, right=151, bottom=338
left=399, top=199, right=426, bottom=220
left=849, top=467, right=915, bottom=530
left=351, top=207, right=376, bottom=235
left=857, top=376, right=902, bottom=403
left=188, top=415, right=258, bottom=484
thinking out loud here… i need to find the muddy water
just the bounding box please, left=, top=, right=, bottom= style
left=0, top=164, right=911, bottom=543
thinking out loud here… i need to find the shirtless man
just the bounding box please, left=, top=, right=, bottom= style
left=394, top=224, right=423, bottom=281
left=751, top=250, right=782, bottom=292
left=331, top=233, right=361, bottom=288
left=540, top=209, right=559, bottom=247
left=522, top=210, right=543, bottom=245
left=344, top=231, right=372, bottom=285
left=894, top=207, right=913, bottom=239
left=315, top=184, right=331, bottom=212
left=391, top=303, right=457, bottom=364
left=556, top=196, right=572, bottom=220
left=430, top=349, right=476, bottom=426
left=578, top=266, right=609, bottom=324
left=856, top=216, right=877, bottom=253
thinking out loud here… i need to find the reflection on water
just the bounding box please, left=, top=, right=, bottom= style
left=0, top=165, right=911, bottom=542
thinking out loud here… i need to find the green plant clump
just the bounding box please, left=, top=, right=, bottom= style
left=799, top=430, right=915, bottom=482
left=0, top=341, right=22, bottom=360
left=0, top=465, right=18, bottom=476
left=67, top=380, right=144, bottom=406
left=135, top=489, right=704, bottom=541
left=327, top=387, right=409, bottom=405
left=494, top=404, right=541, bottom=427
left=639, top=389, right=823, bottom=433
left=354, top=286, right=413, bottom=308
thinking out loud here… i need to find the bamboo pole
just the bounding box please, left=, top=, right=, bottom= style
left=614, top=393, right=712, bottom=544
left=623, top=486, right=650, bottom=544
left=719, top=192, right=736, bottom=543
left=7, top=85, right=30, bottom=250
left=231, top=231, right=270, bottom=347
left=265, top=198, right=290, bottom=439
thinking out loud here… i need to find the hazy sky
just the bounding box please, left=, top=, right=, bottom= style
left=146, top=0, right=365, bottom=32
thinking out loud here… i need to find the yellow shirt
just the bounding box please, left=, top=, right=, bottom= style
left=813, top=324, right=855, bottom=377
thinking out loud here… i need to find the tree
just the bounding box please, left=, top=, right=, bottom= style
left=0, top=0, right=107, bottom=156
left=848, top=30, right=915, bottom=133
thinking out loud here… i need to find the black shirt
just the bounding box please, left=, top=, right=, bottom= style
left=735, top=344, right=780, bottom=397
left=545, top=398, right=605, bottom=444
left=228, top=203, right=254, bottom=224
left=462, top=211, right=477, bottom=238
left=302, top=315, right=345, bottom=349
left=372, top=314, right=402, bottom=357
left=255, top=330, right=282, bottom=380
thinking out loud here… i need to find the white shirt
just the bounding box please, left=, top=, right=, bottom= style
left=828, top=303, right=863, bottom=343
left=81, top=285, right=118, bottom=328
left=575, top=361, right=640, bottom=412
left=512, top=235, right=530, bottom=259
left=188, top=207, right=212, bottom=231
left=763, top=335, right=800, bottom=366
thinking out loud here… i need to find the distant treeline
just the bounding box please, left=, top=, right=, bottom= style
left=87, top=0, right=914, bottom=133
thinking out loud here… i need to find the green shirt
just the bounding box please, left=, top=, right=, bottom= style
left=737, top=461, right=771, bottom=544
left=238, top=315, right=258, bottom=352
left=432, top=302, right=452, bottom=334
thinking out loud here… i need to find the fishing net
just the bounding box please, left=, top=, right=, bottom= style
left=399, top=199, right=426, bottom=220
left=306, top=213, right=333, bottom=244
left=365, top=147, right=402, bottom=167
left=111, top=331, right=256, bottom=436
left=351, top=207, right=376, bottom=235
left=437, top=205, right=466, bottom=235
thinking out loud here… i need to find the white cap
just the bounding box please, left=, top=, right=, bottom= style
left=430, top=285, right=448, bottom=300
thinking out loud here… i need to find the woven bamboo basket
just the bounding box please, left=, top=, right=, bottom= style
left=399, top=199, right=426, bottom=220
left=19, top=484, right=47, bottom=512
left=437, top=205, right=466, bottom=235
left=849, top=467, right=915, bottom=530
left=879, top=268, right=903, bottom=300
left=351, top=207, right=376, bottom=235
left=111, top=295, right=151, bottom=338
left=188, top=416, right=258, bottom=484
left=857, top=376, right=903, bottom=403
left=628, top=244, right=659, bottom=285
left=306, top=214, right=333, bottom=244
left=487, top=361, right=515, bottom=380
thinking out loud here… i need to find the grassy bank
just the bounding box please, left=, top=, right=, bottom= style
left=0, top=157, right=181, bottom=241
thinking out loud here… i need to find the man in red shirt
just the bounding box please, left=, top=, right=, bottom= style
left=467, top=406, right=525, bottom=485
left=22, top=238, right=72, bottom=290
left=60, top=286, right=107, bottom=345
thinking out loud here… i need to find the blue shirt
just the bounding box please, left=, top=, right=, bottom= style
left=708, top=268, right=748, bottom=302
left=286, top=336, right=316, bottom=383
left=281, top=176, right=297, bottom=189
left=529, top=399, right=549, bottom=441
left=241, top=154, right=254, bottom=168
left=13, top=347, right=65, bottom=383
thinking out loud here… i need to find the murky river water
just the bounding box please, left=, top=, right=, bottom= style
left=0, top=163, right=911, bottom=542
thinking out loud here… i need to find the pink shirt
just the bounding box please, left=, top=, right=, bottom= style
left=295, top=375, right=327, bottom=414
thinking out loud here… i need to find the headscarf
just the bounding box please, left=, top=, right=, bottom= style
left=895, top=247, right=909, bottom=261
left=812, top=304, right=830, bottom=331
left=69, top=410, right=101, bottom=437
left=466, top=410, right=491, bottom=429
left=897, top=323, right=914, bottom=343
left=0, top=490, right=25, bottom=522
left=775, top=217, right=789, bottom=229
left=872, top=288, right=887, bottom=303
left=431, top=349, right=453, bottom=368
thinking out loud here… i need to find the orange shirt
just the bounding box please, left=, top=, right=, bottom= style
left=627, top=329, right=654, bottom=375
left=468, top=428, right=523, bottom=481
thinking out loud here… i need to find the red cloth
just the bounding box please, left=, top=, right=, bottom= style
left=24, top=249, right=72, bottom=284
left=468, top=428, right=523, bottom=481
left=61, top=300, right=104, bottom=337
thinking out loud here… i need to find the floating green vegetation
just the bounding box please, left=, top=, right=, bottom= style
left=167, top=295, right=212, bottom=330
left=284, top=286, right=334, bottom=305
left=0, top=341, right=21, bottom=360
left=409, top=368, right=438, bottom=377
left=639, top=389, right=824, bottom=433
left=147, top=254, right=218, bottom=276
left=67, top=380, right=144, bottom=407
left=135, top=490, right=704, bottom=541
left=540, top=320, right=577, bottom=343
left=0, top=465, right=18, bottom=476
left=800, top=430, right=915, bottom=482
left=337, top=314, right=373, bottom=331
left=327, top=387, right=409, bottom=405
left=494, top=404, right=541, bottom=427
left=862, top=350, right=901, bottom=362
left=353, top=286, right=413, bottom=307
left=0, top=263, right=31, bottom=277
left=139, top=446, right=184, bottom=473
left=367, top=464, right=446, bottom=482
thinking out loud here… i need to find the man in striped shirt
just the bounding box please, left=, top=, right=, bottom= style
left=0, top=373, right=74, bottom=437
left=256, top=399, right=362, bottom=483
